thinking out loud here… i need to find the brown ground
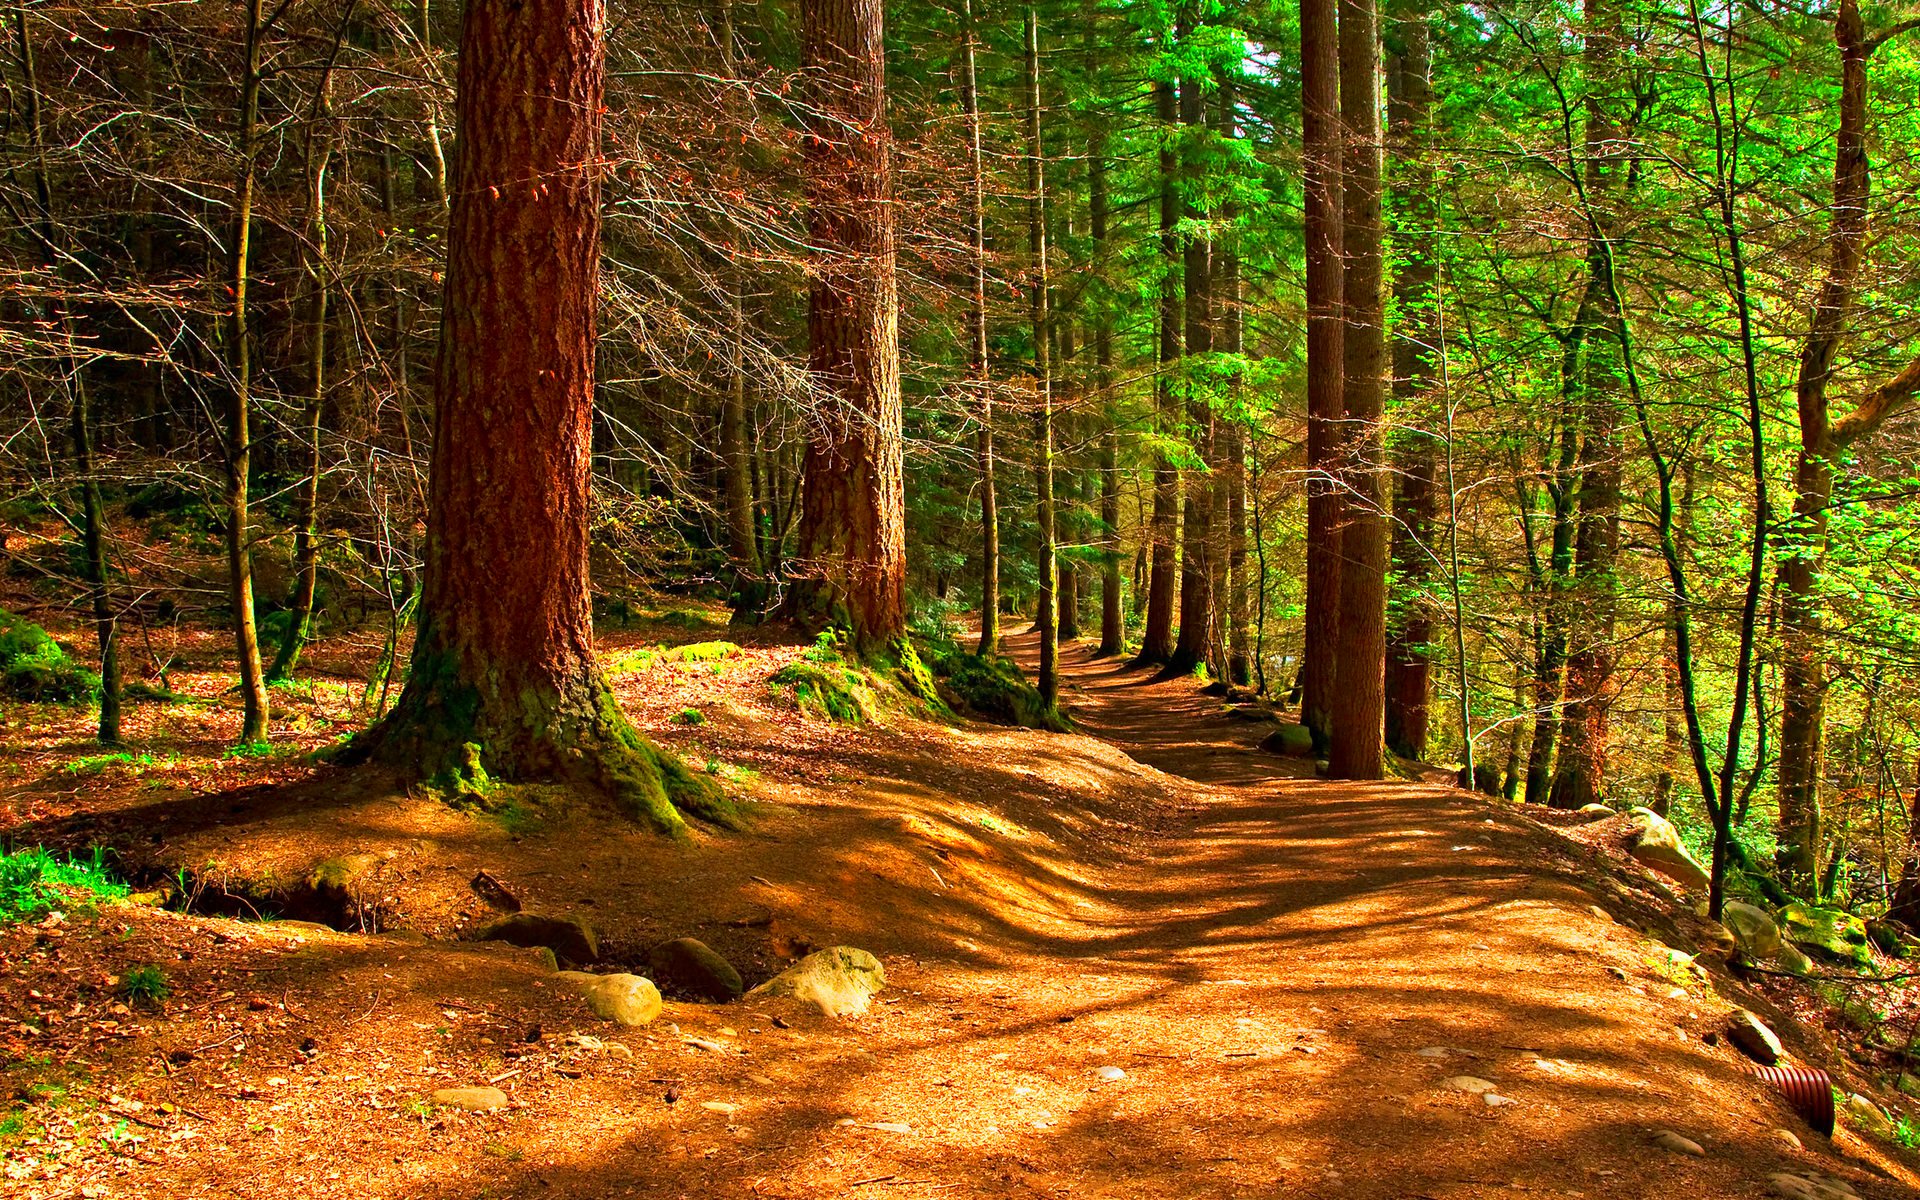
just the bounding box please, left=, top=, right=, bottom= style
left=4, top=622, right=1918, bottom=1199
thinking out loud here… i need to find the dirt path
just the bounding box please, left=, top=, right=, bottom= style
left=7, top=630, right=1912, bottom=1199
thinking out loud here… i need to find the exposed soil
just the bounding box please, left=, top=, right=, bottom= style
left=4, top=624, right=1919, bottom=1199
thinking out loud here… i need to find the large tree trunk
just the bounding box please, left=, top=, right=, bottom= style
left=1383, top=10, right=1436, bottom=761
left=1134, top=77, right=1181, bottom=667
left=787, top=0, right=908, bottom=652
left=351, top=0, right=726, bottom=834
left=1300, top=0, right=1344, bottom=746
left=1328, top=0, right=1387, bottom=780
left=960, top=0, right=999, bottom=655
left=1774, top=0, right=1920, bottom=886
left=1547, top=0, right=1627, bottom=808
left=1168, top=51, right=1215, bottom=678
left=1091, top=141, right=1125, bottom=658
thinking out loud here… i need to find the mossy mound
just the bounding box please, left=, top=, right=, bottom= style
left=890, top=637, right=951, bottom=717
left=662, top=640, right=739, bottom=664
left=939, top=652, right=1069, bottom=732
left=771, top=661, right=880, bottom=724
left=0, top=609, right=98, bottom=704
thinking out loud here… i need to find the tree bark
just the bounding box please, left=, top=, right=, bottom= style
left=1300, top=0, right=1344, bottom=745
left=787, top=0, right=908, bottom=653
left=1383, top=9, right=1436, bottom=760
left=1547, top=0, right=1627, bottom=808
left=1091, top=139, right=1125, bottom=657
left=1026, top=4, right=1059, bottom=709
left=960, top=0, right=999, bottom=655
left=226, top=0, right=272, bottom=744
left=1775, top=0, right=1920, bottom=886
left=1134, top=77, right=1181, bottom=667
left=1328, top=0, right=1387, bottom=780
left=1168, top=45, right=1215, bottom=678
left=350, top=0, right=727, bottom=834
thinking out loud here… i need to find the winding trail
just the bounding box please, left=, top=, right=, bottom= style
left=759, top=634, right=1900, bottom=1200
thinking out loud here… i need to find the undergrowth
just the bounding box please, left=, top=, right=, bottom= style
left=0, top=847, right=128, bottom=924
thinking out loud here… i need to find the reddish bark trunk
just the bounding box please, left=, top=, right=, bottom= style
left=788, top=0, right=907, bottom=654
left=354, top=0, right=725, bottom=834
left=1300, top=0, right=1344, bottom=747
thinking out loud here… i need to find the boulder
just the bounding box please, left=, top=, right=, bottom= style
left=1727, top=1010, right=1784, bottom=1066
left=476, top=912, right=599, bottom=966
left=647, top=937, right=744, bottom=1002
left=1576, top=803, right=1614, bottom=821
left=556, top=971, right=663, bottom=1026
left=747, top=945, right=886, bottom=1017
left=1260, top=724, right=1316, bottom=758
left=1721, top=901, right=1782, bottom=959
left=1650, top=1129, right=1705, bottom=1157
left=1844, top=1093, right=1893, bottom=1139
left=1777, top=903, right=1873, bottom=970
left=1625, top=807, right=1710, bottom=890
left=1225, top=703, right=1279, bottom=723
left=432, top=1086, right=508, bottom=1112
left=1774, top=942, right=1814, bottom=976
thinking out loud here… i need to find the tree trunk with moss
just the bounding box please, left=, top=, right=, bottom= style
left=785, top=0, right=907, bottom=653
left=348, top=0, right=726, bottom=835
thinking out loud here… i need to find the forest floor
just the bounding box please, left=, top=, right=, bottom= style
left=3, top=608, right=1920, bottom=1199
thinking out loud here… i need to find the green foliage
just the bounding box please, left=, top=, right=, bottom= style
left=673, top=706, right=706, bottom=726
left=607, top=646, right=661, bottom=675
left=804, top=628, right=847, bottom=663
left=0, top=609, right=98, bottom=704
left=0, top=847, right=127, bottom=924
left=116, top=965, right=169, bottom=1007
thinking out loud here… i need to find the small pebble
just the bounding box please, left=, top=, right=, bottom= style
left=1442, top=1076, right=1497, bottom=1094
left=1096, top=1066, right=1126, bottom=1081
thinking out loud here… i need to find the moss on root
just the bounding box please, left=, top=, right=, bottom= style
left=891, top=637, right=951, bottom=717
left=938, top=651, right=1071, bottom=732
left=344, top=639, right=736, bottom=836
left=770, top=660, right=879, bottom=724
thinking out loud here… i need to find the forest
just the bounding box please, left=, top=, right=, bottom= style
left=3, top=0, right=1920, bottom=1195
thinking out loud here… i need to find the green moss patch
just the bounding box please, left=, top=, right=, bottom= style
left=939, top=652, right=1070, bottom=732
left=771, top=661, right=879, bottom=724
left=0, top=609, right=98, bottom=704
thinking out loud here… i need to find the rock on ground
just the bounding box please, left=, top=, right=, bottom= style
left=556, top=971, right=664, bottom=1026
left=431, top=1086, right=508, bottom=1112
left=1721, top=900, right=1782, bottom=959
left=647, top=937, right=744, bottom=1002
left=1728, top=1010, right=1784, bottom=1066
left=476, top=911, right=599, bottom=966
left=748, top=946, right=886, bottom=1017
left=1779, top=903, right=1874, bottom=970
left=1625, top=807, right=1710, bottom=890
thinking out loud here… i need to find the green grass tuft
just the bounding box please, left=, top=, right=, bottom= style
left=0, top=847, right=128, bottom=924
left=117, top=965, right=169, bottom=1007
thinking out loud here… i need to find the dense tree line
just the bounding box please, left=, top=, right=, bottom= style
left=3, top=0, right=1920, bottom=914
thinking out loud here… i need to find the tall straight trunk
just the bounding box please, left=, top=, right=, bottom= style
left=1775, top=0, right=1920, bottom=886
left=719, top=0, right=762, bottom=619
left=1055, top=312, right=1080, bottom=642
left=272, top=32, right=349, bottom=682
left=1218, top=71, right=1248, bottom=684
left=1134, top=77, right=1181, bottom=666
left=226, top=0, right=272, bottom=744
left=1328, top=0, right=1386, bottom=780
left=1169, top=51, right=1215, bottom=678
left=1091, top=141, right=1125, bottom=657
left=1026, top=4, right=1058, bottom=709
left=1522, top=355, right=1584, bottom=802
left=960, top=0, right=998, bottom=655
left=1548, top=0, right=1627, bottom=809
left=1300, top=0, right=1344, bottom=745
left=787, top=0, right=907, bottom=653
left=1383, top=10, right=1436, bottom=760
left=351, top=0, right=727, bottom=834
left=15, top=9, right=120, bottom=742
